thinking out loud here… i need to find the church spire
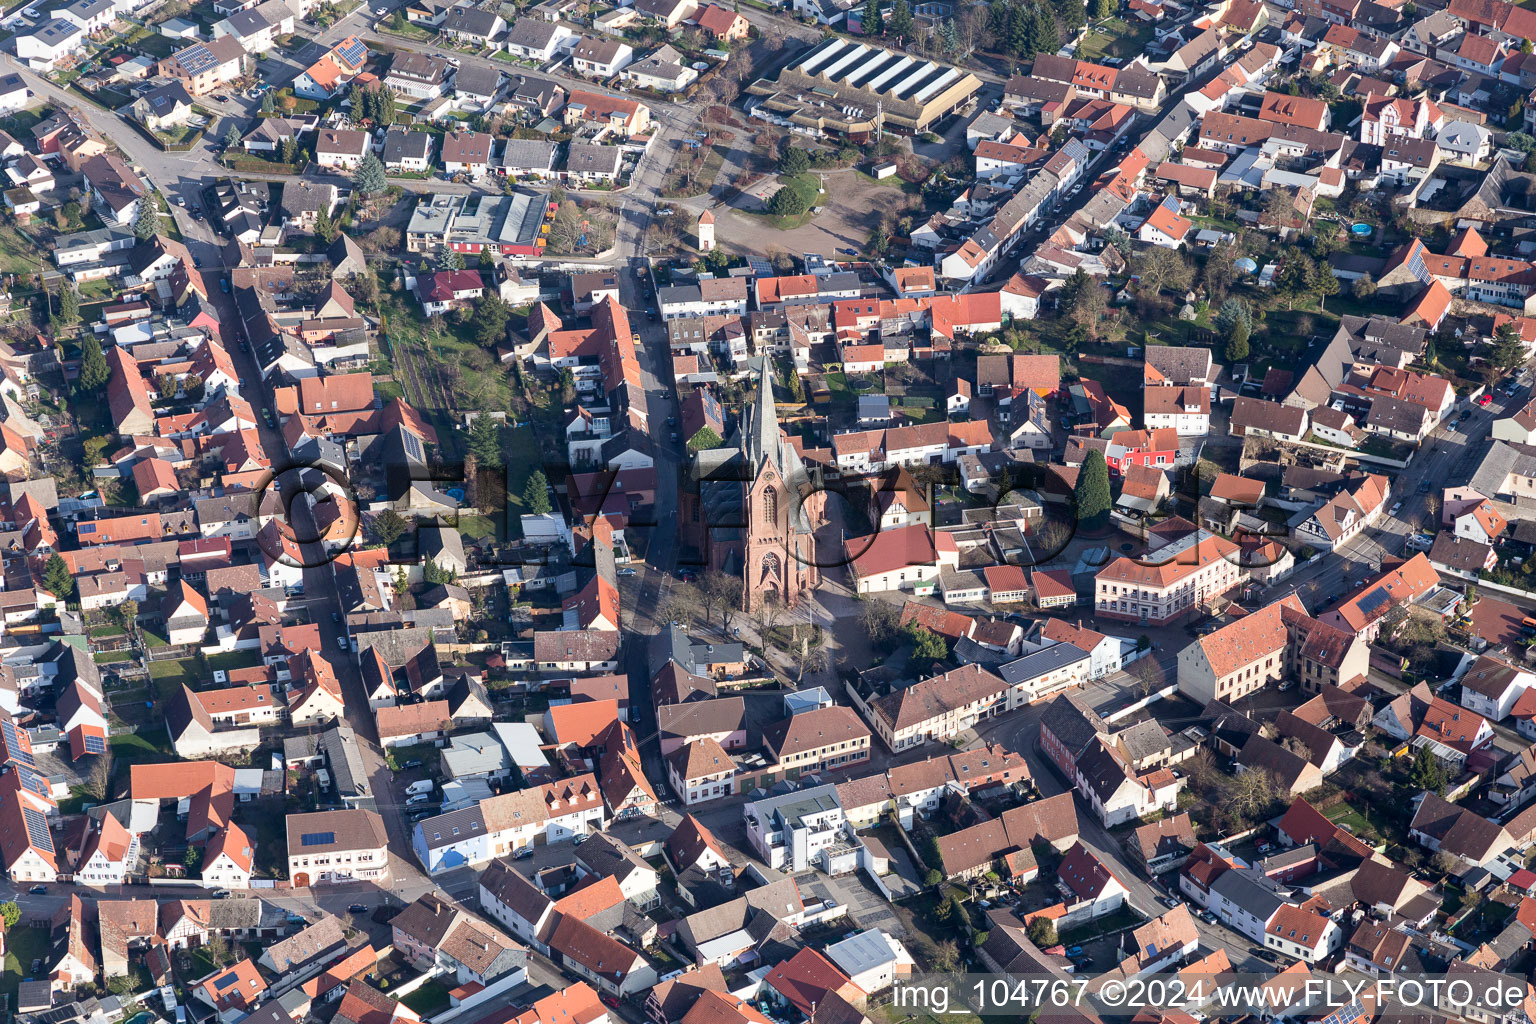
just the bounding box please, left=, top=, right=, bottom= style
left=748, top=361, right=780, bottom=474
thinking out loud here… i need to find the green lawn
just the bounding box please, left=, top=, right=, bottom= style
left=504, top=424, right=540, bottom=531
left=457, top=514, right=496, bottom=542
left=110, top=729, right=174, bottom=767
left=384, top=743, right=438, bottom=772
left=1, top=924, right=50, bottom=1005
left=400, top=979, right=454, bottom=1016
left=1077, top=16, right=1156, bottom=61
left=221, top=153, right=303, bottom=174
left=378, top=19, right=435, bottom=40
left=0, top=222, right=49, bottom=276
left=148, top=657, right=202, bottom=699
left=57, top=785, right=90, bottom=815
left=206, top=650, right=263, bottom=673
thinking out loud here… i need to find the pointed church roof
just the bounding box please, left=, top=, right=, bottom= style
left=747, top=365, right=783, bottom=477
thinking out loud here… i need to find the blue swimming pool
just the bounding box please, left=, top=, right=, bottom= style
left=1350, top=222, right=1373, bottom=235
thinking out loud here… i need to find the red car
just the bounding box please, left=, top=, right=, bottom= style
left=1479, top=393, right=1493, bottom=406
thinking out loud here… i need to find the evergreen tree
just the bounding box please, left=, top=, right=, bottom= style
left=474, top=295, right=511, bottom=347
left=58, top=285, right=79, bottom=327
left=1225, top=319, right=1250, bottom=363
left=887, top=0, right=913, bottom=37
left=373, top=509, right=407, bottom=546
left=132, top=193, right=160, bottom=240
left=78, top=336, right=110, bottom=391
left=1032, top=3, right=1060, bottom=54
left=223, top=123, right=241, bottom=149
left=1409, top=745, right=1445, bottom=794
left=41, top=553, right=73, bottom=598
left=779, top=146, right=810, bottom=175
left=354, top=152, right=387, bottom=195
left=1492, top=324, right=1526, bottom=373
left=422, top=557, right=451, bottom=585
left=862, top=0, right=882, bottom=34
left=1214, top=297, right=1249, bottom=338
left=1007, top=2, right=1034, bottom=54
left=438, top=247, right=466, bottom=271
left=1074, top=448, right=1111, bottom=525
left=349, top=82, right=365, bottom=118
left=937, top=18, right=960, bottom=53
left=1090, top=0, right=1113, bottom=18
left=1054, top=0, right=1084, bottom=34
left=280, top=136, right=298, bottom=164
left=468, top=416, right=502, bottom=469
left=314, top=208, right=338, bottom=243
left=523, top=470, right=552, bottom=514
left=260, top=91, right=276, bottom=115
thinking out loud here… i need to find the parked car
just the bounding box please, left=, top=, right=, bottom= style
left=1389, top=501, right=1402, bottom=515
left=1159, top=895, right=1180, bottom=908
left=514, top=846, right=535, bottom=859
left=348, top=904, right=369, bottom=913
left=1064, top=946, right=1083, bottom=957
left=403, top=759, right=423, bottom=769
left=1479, top=393, right=1493, bottom=406
left=618, top=567, right=638, bottom=577
left=574, top=833, right=589, bottom=845
left=28, top=885, right=45, bottom=894
left=335, top=635, right=349, bottom=651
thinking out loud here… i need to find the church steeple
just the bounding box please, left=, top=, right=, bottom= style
left=747, top=363, right=781, bottom=476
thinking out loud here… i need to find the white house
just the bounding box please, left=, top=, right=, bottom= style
left=201, top=824, right=255, bottom=890
left=16, top=19, right=86, bottom=70
left=314, top=128, right=369, bottom=170
left=1460, top=655, right=1536, bottom=723
left=74, top=812, right=136, bottom=888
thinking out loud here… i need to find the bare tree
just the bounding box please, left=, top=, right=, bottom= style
left=799, top=643, right=830, bottom=682
left=1280, top=735, right=1311, bottom=758
left=1132, top=657, right=1163, bottom=697
left=1223, top=768, right=1276, bottom=826
left=858, top=599, right=900, bottom=645
left=1186, top=747, right=1217, bottom=790
left=658, top=595, right=696, bottom=628
left=86, top=750, right=113, bottom=802
left=700, top=570, right=739, bottom=629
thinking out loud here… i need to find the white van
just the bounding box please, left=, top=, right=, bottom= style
left=406, top=793, right=431, bottom=805
left=406, top=779, right=434, bottom=796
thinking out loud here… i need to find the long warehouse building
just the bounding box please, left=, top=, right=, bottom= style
left=746, top=38, right=982, bottom=138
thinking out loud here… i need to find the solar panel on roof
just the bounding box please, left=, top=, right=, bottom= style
left=16, top=767, right=46, bottom=796
left=1356, top=588, right=1390, bottom=617
left=83, top=735, right=106, bottom=755
left=215, top=971, right=241, bottom=992
left=22, top=807, right=52, bottom=853
left=335, top=37, right=367, bottom=67
left=1, top=720, right=34, bottom=766
left=301, top=831, right=335, bottom=846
